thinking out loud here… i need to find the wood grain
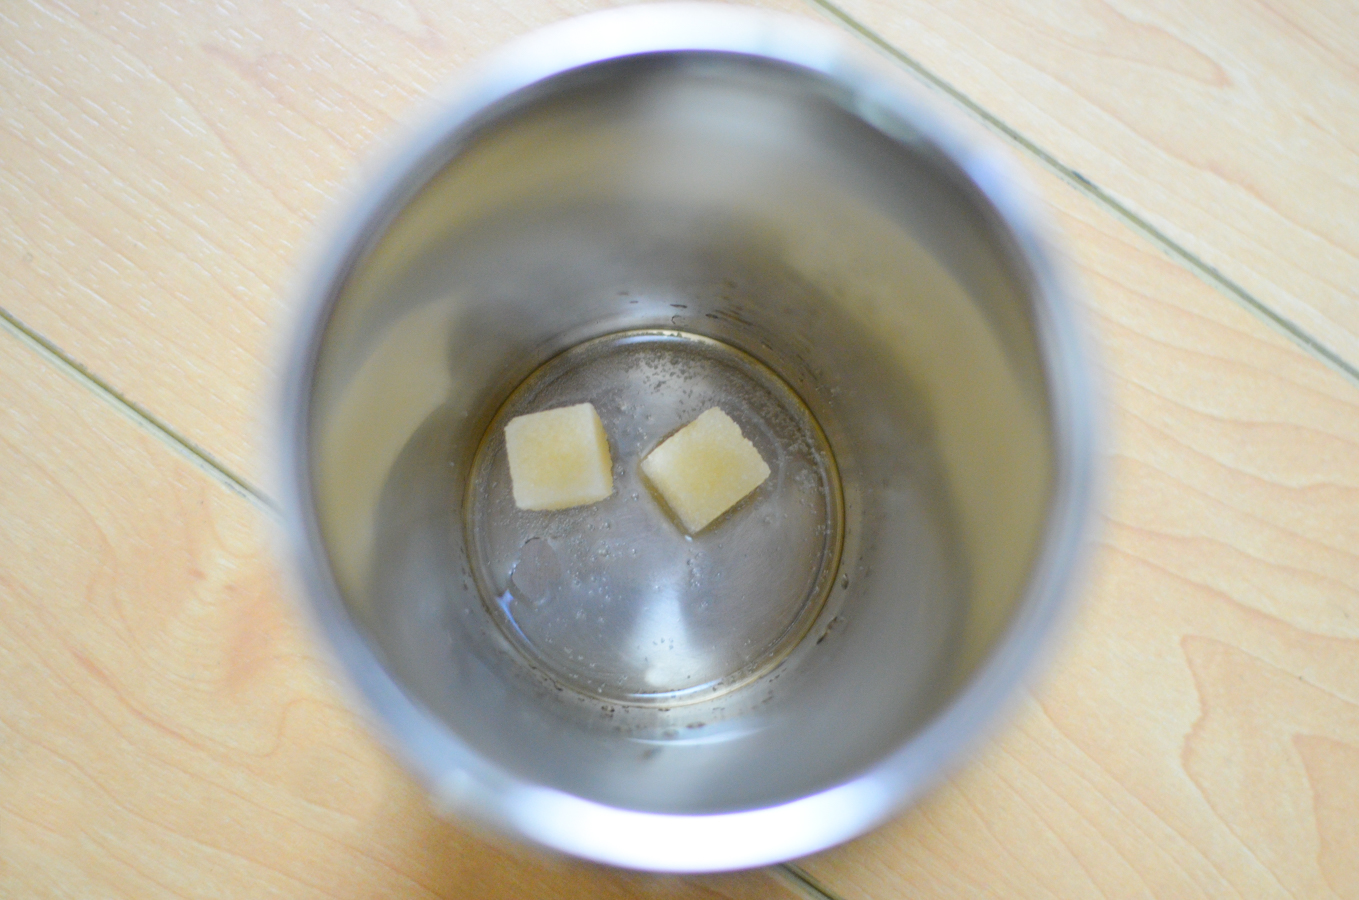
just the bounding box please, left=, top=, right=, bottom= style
left=0, top=0, right=802, bottom=484
left=4, top=1, right=1359, bottom=896
left=821, top=0, right=1359, bottom=370
left=792, top=155, right=1359, bottom=899
left=0, top=328, right=805, bottom=899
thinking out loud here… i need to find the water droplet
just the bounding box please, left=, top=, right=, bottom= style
left=510, top=538, right=561, bottom=606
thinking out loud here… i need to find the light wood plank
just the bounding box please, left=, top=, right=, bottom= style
left=0, top=0, right=803, bottom=484
left=796, top=153, right=1359, bottom=899
left=821, top=0, right=1359, bottom=370
left=6, top=2, right=1359, bottom=894
left=0, top=329, right=805, bottom=899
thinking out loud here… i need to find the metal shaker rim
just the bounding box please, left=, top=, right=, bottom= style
left=274, top=2, right=1101, bottom=872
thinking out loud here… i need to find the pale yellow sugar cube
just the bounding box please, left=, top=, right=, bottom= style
left=504, top=403, right=613, bottom=511
left=641, top=407, right=771, bottom=533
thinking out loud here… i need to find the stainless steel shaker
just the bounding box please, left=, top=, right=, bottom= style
left=276, top=3, right=1098, bottom=871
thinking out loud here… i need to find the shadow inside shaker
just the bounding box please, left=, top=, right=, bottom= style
left=308, top=53, right=1053, bottom=814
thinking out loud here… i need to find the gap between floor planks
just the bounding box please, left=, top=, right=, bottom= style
left=3, top=6, right=1355, bottom=894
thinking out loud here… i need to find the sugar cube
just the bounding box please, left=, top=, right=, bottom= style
left=641, top=407, right=771, bottom=533
left=504, top=403, right=613, bottom=511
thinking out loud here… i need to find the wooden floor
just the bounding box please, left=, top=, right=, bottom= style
left=2, top=1, right=1356, bottom=897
